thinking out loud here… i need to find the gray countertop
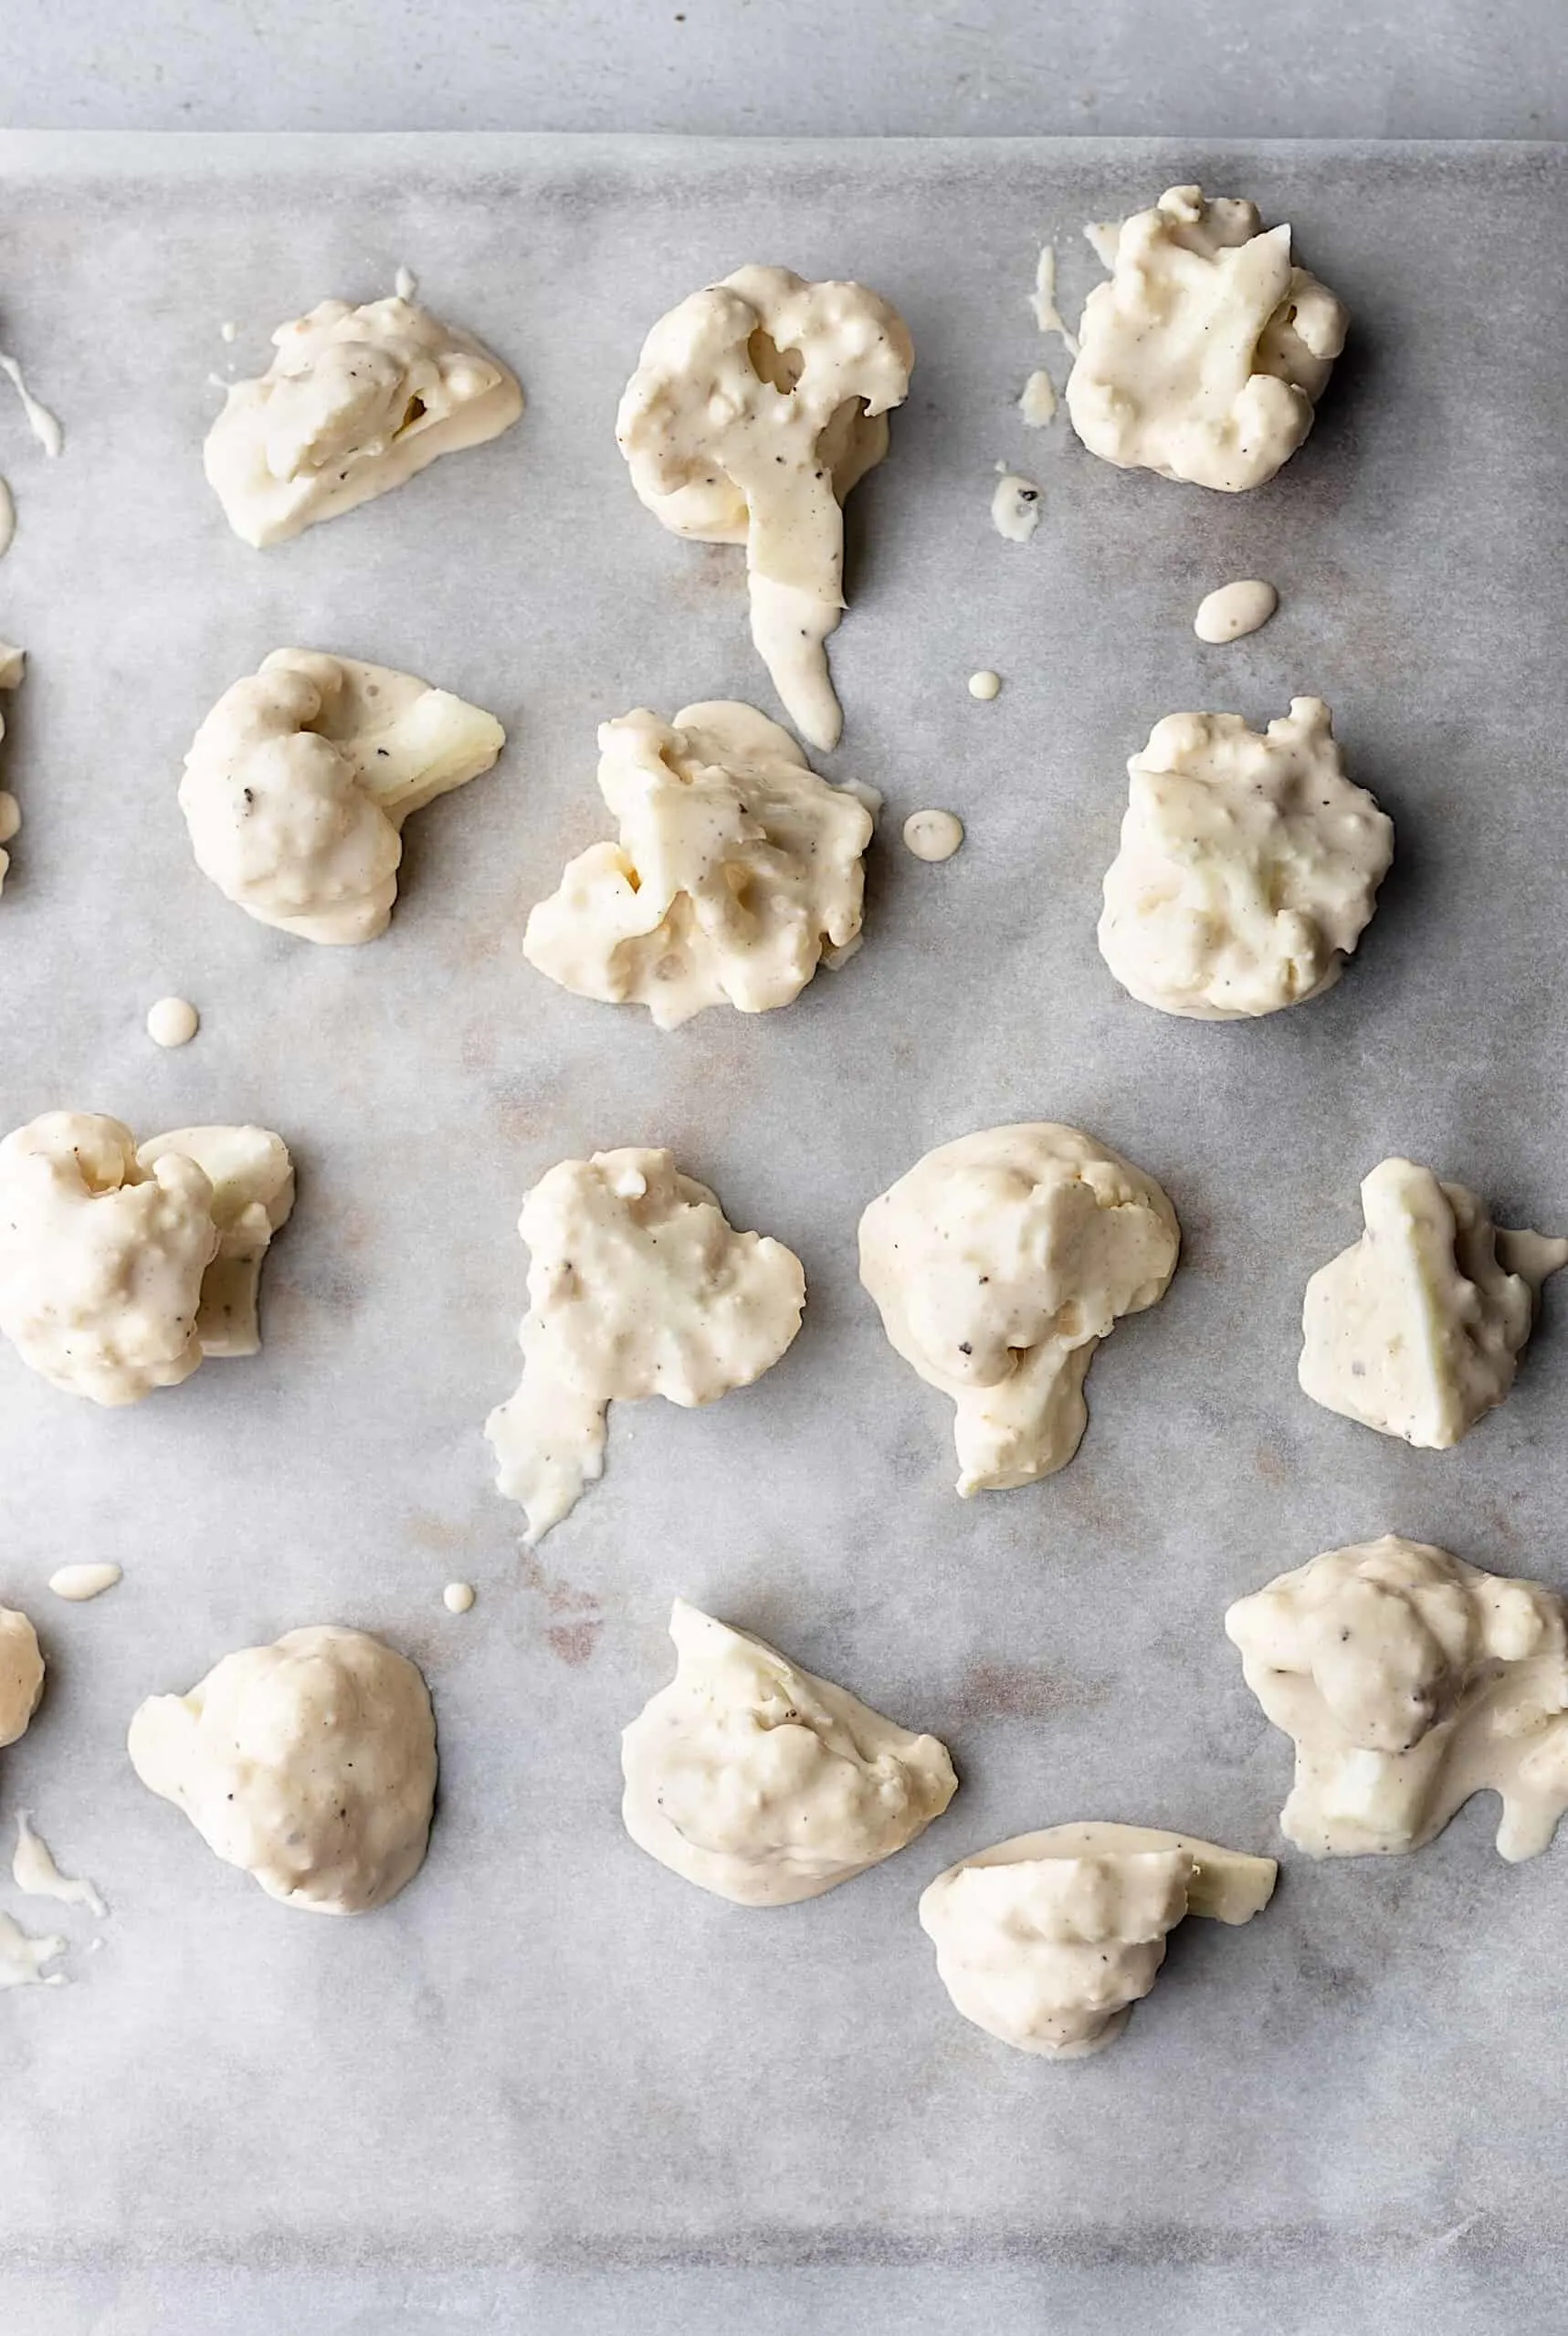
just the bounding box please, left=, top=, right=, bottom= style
left=5, top=0, right=1568, bottom=140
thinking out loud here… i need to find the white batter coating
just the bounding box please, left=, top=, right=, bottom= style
left=487, top=1148, right=805, bottom=1541
left=1099, top=698, right=1393, bottom=1020
left=1226, top=1535, right=1568, bottom=1860
left=1300, top=1159, right=1567, bottom=1447
left=858, top=1123, right=1179, bottom=1496
left=128, top=1626, right=437, bottom=1914
left=135, top=1125, right=295, bottom=1358
left=616, top=264, right=912, bottom=750
left=0, top=1112, right=293, bottom=1405
left=920, top=1822, right=1276, bottom=2057
left=622, top=1599, right=957, bottom=1905
left=0, top=1605, right=44, bottom=1746
left=0, top=637, right=23, bottom=894
left=1066, top=184, right=1348, bottom=491
left=204, top=293, right=522, bottom=546
left=181, top=648, right=504, bottom=946
left=524, top=700, right=873, bottom=1029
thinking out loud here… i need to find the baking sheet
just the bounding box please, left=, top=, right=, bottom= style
left=0, top=132, right=1565, bottom=2336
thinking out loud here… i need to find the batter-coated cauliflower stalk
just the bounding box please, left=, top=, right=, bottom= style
left=616, top=264, right=913, bottom=751
left=1099, top=698, right=1393, bottom=1019
left=0, top=638, right=24, bottom=895
left=128, top=1626, right=437, bottom=1913
left=204, top=293, right=522, bottom=546
left=920, top=1822, right=1276, bottom=2058
left=1066, top=184, right=1349, bottom=491
left=1300, top=1159, right=1567, bottom=1448
left=621, top=1599, right=957, bottom=1905
left=858, top=1123, right=1180, bottom=1497
left=0, top=1111, right=295, bottom=1405
left=524, top=700, right=874, bottom=1028
left=0, top=1606, right=44, bottom=1749
left=1226, top=1535, right=1568, bottom=1860
left=180, top=648, right=505, bottom=945
left=486, top=1147, right=805, bottom=1542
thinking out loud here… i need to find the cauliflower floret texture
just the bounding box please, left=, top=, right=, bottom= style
left=858, top=1123, right=1180, bottom=1496
left=0, top=638, right=24, bottom=895
left=1299, top=1159, right=1567, bottom=1448
left=1099, top=698, right=1393, bottom=1019
left=486, top=1148, right=806, bottom=1542
left=0, top=1607, right=44, bottom=1749
left=616, top=264, right=912, bottom=750
left=0, top=1111, right=294, bottom=1405
left=180, top=648, right=504, bottom=945
left=621, top=1600, right=957, bottom=1905
left=1226, top=1536, right=1568, bottom=1860
left=204, top=293, right=522, bottom=546
left=920, top=1823, right=1276, bottom=2058
left=128, top=1626, right=437, bottom=1913
left=524, top=700, right=874, bottom=1028
left=1066, top=184, right=1349, bottom=491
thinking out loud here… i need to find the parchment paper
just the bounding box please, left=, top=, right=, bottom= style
left=0, top=134, right=1564, bottom=2336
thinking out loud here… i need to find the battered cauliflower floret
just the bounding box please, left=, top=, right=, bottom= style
left=180, top=648, right=504, bottom=945
left=1299, top=1159, right=1568, bottom=1448
left=621, top=1600, right=957, bottom=1905
left=1099, top=698, right=1393, bottom=1019
left=616, top=264, right=913, bottom=750
left=128, top=1626, right=437, bottom=1914
left=0, top=1111, right=295, bottom=1405
left=920, top=1823, right=1276, bottom=2058
left=858, top=1123, right=1179, bottom=1496
left=486, top=1148, right=806, bottom=1542
left=1066, top=184, right=1349, bottom=491
left=1226, top=1536, right=1568, bottom=1860
left=0, top=638, right=24, bottom=896
left=524, top=700, right=874, bottom=1029
left=0, top=1606, right=44, bottom=1749
left=204, top=293, right=522, bottom=546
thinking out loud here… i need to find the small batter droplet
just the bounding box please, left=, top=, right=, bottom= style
left=903, top=809, right=964, bottom=863
left=990, top=471, right=1041, bottom=543
left=146, top=997, right=199, bottom=1047
left=1194, top=579, right=1279, bottom=645
left=0, top=792, right=19, bottom=846
left=443, top=1582, right=476, bottom=1615
left=48, top=1563, right=121, bottom=1603
left=968, top=669, right=1002, bottom=700
left=1018, top=369, right=1057, bottom=426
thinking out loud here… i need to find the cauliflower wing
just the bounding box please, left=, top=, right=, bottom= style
left=616, top=265, right=912, bottom=749
left=204, top=293, right=522, bottom=546
left=1066, top=184, right=1348, bottom=491
left=180, top=648, right=504, bottom=945
left=0, top=1111, right=294, bottom=1405
left=524, top=700, right=874, bottom=1028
